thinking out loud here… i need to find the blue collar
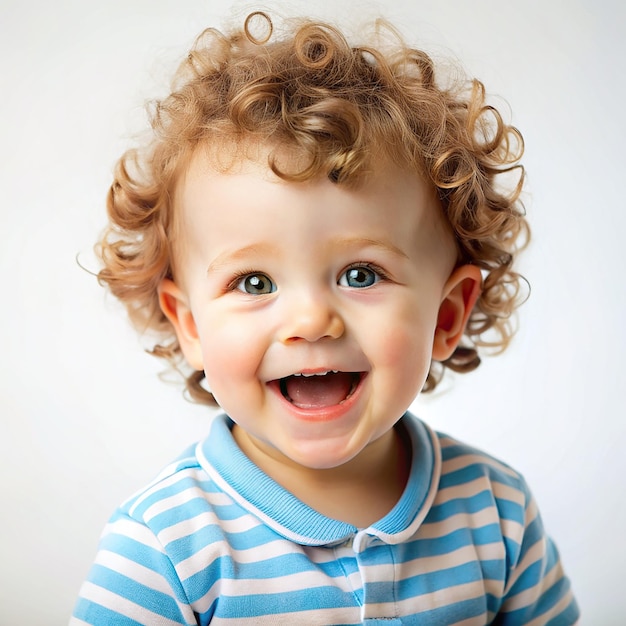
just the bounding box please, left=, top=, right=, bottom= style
left=197, top=412, right=440, bottom=546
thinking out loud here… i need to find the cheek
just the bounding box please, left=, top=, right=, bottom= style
left=370, top=304, right=438, bottom=396
left=196, top=313, right=265, bottom=390
left=380, top=326, right=432, bottom=379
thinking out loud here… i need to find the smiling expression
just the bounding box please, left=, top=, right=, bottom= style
left=159, top=148, right=480, bottom=475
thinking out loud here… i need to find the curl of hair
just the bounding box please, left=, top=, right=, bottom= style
left=97, top=12, right=530, bottom=404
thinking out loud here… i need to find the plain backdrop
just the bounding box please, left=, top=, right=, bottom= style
left=1, top=0, right=624, bottom=623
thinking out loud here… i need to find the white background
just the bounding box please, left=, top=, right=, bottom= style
left=1, top=0, right=624, bottom=623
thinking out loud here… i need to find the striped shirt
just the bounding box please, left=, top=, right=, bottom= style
left=71, top=413, right=579, bottom=625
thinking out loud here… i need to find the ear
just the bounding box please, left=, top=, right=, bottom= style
left=432, top=265, right=482, bottom=361
left=158, top=279, right=204, bottom=370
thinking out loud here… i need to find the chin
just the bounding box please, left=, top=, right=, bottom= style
left=283, top=439, right=364, bottom=471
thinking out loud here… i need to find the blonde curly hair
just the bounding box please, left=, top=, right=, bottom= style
left=98, top=12, right=529, bottom=405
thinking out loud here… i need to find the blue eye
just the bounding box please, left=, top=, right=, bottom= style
left=338, top=266, right=380, bottom=289
left=236, top=273, right=276, bottom=295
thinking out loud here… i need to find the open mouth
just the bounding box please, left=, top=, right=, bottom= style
left=277, top=371, right=363, bottom=409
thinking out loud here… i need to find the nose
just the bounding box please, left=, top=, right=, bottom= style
left=279, top=291, right=345, bottom=344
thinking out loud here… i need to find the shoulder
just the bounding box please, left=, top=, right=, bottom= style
left=117, top=443, right=216, bottom=523
left=98, top=443, right=229, bottom=563
left=403, top=414, right=531, bottom=515
left=435, top=431, right=530, bottom=501
left=415, top=425, right=580, bottom=622
left=110, top=436, right=252, bottom=553
left=421, top=425, right=535, bottom=552
left=116, top=416, right=238, bottom=527
left=74, top=424, right=277, bottom=623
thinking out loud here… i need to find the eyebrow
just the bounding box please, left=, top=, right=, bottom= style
left=328, top=236, right=410, bottom=260
left=205, top=237, right=409, bottom=275
left=206, top=243, right=280, bottom=274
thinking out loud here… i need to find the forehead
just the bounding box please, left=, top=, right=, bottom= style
left=175, top=145, right=456, bottom=271
left=179, top=140, right=435, bottom=213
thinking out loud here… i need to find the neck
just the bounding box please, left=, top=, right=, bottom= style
left=233, top=424, right=411, bottom=527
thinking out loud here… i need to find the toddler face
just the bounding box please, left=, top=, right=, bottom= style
left=161, top=148, right=478, bottom=472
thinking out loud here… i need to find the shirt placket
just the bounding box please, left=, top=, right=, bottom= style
left=354, top=531, right=403, bottom=625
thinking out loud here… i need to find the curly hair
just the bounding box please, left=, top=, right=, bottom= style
left=98, top=11, right=529, bottom=405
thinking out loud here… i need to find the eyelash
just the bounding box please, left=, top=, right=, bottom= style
left=225, top=268, right=269, bottom=292
left=225, top=262, right=390, bottom=292
left=341, top=262, right=389, bottom=282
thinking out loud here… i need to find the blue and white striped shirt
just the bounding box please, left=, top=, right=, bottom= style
left=72, top=413, right=579, bottom=624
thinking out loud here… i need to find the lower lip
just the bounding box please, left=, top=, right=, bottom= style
left=267, top=374, right=367, bottom=423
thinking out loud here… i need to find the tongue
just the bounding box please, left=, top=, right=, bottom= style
left=284, top=372, right=355, bottom=409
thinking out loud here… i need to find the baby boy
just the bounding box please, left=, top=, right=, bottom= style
left=72, top=12, right=579, bottom=625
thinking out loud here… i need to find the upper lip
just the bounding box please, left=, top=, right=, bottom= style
left=262, top=349, right=370, bottom=383
left=291, top=369, right=340, bottom=377
left=266, top=367, right=365, bottom=383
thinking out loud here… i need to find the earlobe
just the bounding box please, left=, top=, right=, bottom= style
left=158, top=279, right=204, bottom=370
left=432, top=265, right=482, bottom=361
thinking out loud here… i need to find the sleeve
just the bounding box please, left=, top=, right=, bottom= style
left=70, top=510, right=197, bottom=626
left=495, top=482, right=580, bottom=625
